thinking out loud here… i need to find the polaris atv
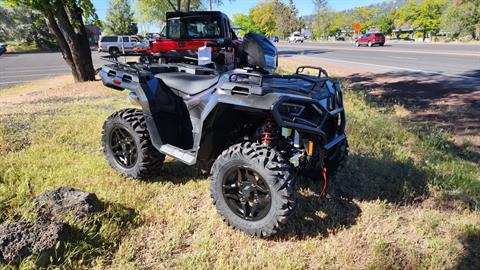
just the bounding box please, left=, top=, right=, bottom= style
left=99, top=33, right=348, bottom=237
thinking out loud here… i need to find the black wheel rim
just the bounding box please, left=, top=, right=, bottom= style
left=222, top=167, right=272, bottom=221
left=109, top=126, right=138, bottom=168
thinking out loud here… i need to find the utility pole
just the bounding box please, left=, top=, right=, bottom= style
left=210, top=0, right=212, bottom=11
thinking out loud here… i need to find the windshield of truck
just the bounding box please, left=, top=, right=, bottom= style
left=168, top=16, right=221, bottom=39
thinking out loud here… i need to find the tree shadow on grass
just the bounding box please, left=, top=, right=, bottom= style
left=52, top=201, right=140, bottom=268
left=146, top=160, right=208, bottom=184
left=276, top=153, right=429, bottom=239
left=454, top=228, right=480, bottom=270
left=278, top=180, right=361, bottom=239
left=334, top=153, right=429, bottom=204
left=344, top=70, right=480, bottom=149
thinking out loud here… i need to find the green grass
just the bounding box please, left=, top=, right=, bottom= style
left=0, top=75, right=479, bottom=269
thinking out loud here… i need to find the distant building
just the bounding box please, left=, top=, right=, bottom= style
left=393, top=24, right=414, bottom=39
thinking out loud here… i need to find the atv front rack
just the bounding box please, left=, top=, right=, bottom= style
left=295, top=66, right=329, bottom=78
left=270, top=77, right=346, bottom=150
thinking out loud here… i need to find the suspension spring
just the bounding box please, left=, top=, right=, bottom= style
left=261, top=117, right=277, bottom=145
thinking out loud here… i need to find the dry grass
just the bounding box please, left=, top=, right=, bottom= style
left=0, top=73, right=479, bottom=269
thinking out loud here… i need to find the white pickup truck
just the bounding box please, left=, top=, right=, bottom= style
left=288, top=32, right=304, bottom=43
left=98, top=35, right=147, bottom=55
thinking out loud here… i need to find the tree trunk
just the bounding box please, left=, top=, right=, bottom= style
left=69, top=4, right=95, bottom=80
left=186, top=0, right=191, bottom=11
left=44, top=13, right=79, bottom=82
left=177, top=0, right=181, bottom=11
left=55, top=3, right=95, bottom=81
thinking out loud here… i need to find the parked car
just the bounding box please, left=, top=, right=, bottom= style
left=288, top=32, right=304, bottom=43
left=269, top=36, right=279, bottom=43
left=98, top=35, right=143, bottom=55
left=0, top=43, right=7, bottom=56
left=355, top=33, right=385, bottom=47
left=335, top=35, right=345, bottom=41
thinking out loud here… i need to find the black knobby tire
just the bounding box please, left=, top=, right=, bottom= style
left=325, top=139, right=349, bottom=180
left=102, top=108, right=165, bottom=179
left=109, top=47, right=120, bottom=56
left=210, top=142, right=296, bottom=237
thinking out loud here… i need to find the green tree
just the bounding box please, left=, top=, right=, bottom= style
left=441, top=0, right=480, bottom=39
left=249, top=1, right=277, bottom=36
left=326, top=11, right=347, bottom=36
left=352, top=6, right=380, bottom=32
left=375, top=13, right=395, bottom=35
left=312, top=6, right=334, bottom=39
left=273, top=0, right=303, bottom=37
left=397, top=0, right=447, bottom=40
left=233, top=13, right=257, bottom=36
left=104, top=0, right=137, bottom=35
left=134, top=0, right=224, bottom=31
left=3, top=0, right=98, bottom=81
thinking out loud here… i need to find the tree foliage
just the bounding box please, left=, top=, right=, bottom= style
left=250, top=1, right=277, bottom=36
left=104, top=0, right=137, bottom=35
left=3, top=0, right=99, bottom=81
left=0, top=4, right=54, bottom=46
left=274, top=0, right=304, bottom=37
left=133, top=0, right=224, bottom=32
left=376, top=13, right=395, bottom=35
left=312, top=6, right=334, bottom=38
left=396, top=0, right=447, bottom=39
left=233, top=0, right=303, bottom=37
left=441, top=0, right=480, bottom=39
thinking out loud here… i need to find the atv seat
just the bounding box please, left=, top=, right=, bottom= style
left=155, top=72, right=219, bottom=96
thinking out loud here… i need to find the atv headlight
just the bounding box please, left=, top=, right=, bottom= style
left=279, top=103, right=305, bottom=117
left=264, top=54, right=277, bottom=69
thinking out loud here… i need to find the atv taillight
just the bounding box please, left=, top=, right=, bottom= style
left=113, top=79, right=121, bottom=85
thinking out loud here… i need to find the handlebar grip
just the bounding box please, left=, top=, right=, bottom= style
left=206, top=43, right=226, bottom=48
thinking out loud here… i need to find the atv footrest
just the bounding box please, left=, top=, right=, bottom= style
left=159, top=144, right=196, bottom=165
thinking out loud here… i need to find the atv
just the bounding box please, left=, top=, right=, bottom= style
left=99, top=33, right=348, bottom=237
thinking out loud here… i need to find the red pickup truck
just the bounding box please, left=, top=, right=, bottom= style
left=355, top=33, right=385, bottom=47
left=136, top=11, right=240, bottom=70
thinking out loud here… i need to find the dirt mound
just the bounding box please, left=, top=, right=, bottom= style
left=34, top=187, right=101, bottom=221
left=0, top=221, right=70, bottom=265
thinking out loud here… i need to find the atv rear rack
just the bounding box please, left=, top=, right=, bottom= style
left=228, top=71, right=330, bottom=92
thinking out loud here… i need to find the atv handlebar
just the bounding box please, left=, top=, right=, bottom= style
left=205, top=38, right=235, bottom=48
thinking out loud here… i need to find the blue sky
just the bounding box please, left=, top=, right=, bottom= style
left=92, top=0, right=386, bottom=31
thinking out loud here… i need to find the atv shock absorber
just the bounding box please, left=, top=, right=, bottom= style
left=261, top=117, right=278, bottom=145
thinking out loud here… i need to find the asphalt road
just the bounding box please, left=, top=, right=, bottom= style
left=276, top=41, right=480, bottom=79
left=0, top=51, right=109, bottom=88
left=0, top=41, right=479, bottom=88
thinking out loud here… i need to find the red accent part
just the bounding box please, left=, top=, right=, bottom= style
left=320, top=166, right=327, bottom=197
left=113, top=79, right=121, bottom=85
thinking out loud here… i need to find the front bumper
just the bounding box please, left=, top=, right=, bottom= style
left=272, top=77, right=346, bottom=150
